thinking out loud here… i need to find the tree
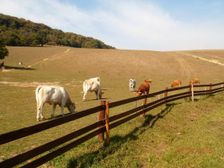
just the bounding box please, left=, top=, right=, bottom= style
left=0, top=13, right=114, bottom=49
left=0, top=39, right=8, bottom=60
left=82, top=39, right=100, bottom=48
left=36, top=31, right=47, bottom=46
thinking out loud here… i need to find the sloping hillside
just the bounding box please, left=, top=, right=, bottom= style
left=3, top=47, right=224, bottom=90
left=1, top=46, right=224, bottom=114
left=1, top=47, right=224, bottom=167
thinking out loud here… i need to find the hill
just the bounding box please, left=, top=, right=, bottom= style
left=2, top=46, right=224, bottom=108
left=0, top=47, right=224, bottom=167
left=0, top=13, right=114, bottom=49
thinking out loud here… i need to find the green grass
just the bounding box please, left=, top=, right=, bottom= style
left=0, top=46, right=224, bottom=167
left=57, top=95, right=224, bottom=168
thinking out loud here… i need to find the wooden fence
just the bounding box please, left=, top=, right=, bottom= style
left=0, top=82, right=224, bottom=167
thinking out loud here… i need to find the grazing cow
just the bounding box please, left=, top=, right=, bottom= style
left=82, top=77, right=103, bottom=101
left=129, top=79, right=136, bottom=92
left=35, top=85, right=75, bottom=121
left=189, top=78, right=200, bottom=85
left=135, top=79, right=152, bottom=96
left=171, top=80, right=182, bottom=88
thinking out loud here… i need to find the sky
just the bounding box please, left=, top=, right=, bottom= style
left=0, top=0, right=224, bottom=51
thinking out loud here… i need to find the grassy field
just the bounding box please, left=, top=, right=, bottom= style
left=0, top=46, right=224, bottom=167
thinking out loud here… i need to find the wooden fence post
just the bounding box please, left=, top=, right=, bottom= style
left=98, top=101, right=105, bottom=142
left=105, top=101, right=110, bottom=145
left=98, top=101, right=110, bottom=144
left=209, top=83, right=212, bottom=95
left=191, top=83, right=194, bottom=102
left=142, top=95, right=147, bottom=117
left=164, top=87, right=168, bottom=105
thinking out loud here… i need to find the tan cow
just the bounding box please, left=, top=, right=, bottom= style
left=189, top=78, right=200, bottom=85
left=171, top=80, right=182, bottom=88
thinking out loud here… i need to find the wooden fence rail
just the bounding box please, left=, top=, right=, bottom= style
left=0, top=105, right=104, bottom=145
left=0, top=82, right=224, bottom=167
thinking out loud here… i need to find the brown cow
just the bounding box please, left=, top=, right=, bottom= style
left=189, top=78, right=200, bottom=85
left=171, top=80, right=182, bottom=88
left=135, top=79, right=152, bottom=96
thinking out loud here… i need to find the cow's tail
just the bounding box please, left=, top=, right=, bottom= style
left=35, top=86, right=42, bottom=103
left=82, top=81, right=88, bottom=92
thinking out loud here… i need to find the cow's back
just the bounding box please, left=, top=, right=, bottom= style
left=138, top=82, right=150, bottom=93
left=83, top=77, right=101, bottom=91
left=36, top=85, right=66, bottom=104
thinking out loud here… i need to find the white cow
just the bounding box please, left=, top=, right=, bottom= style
left=129, top=79, right=136, bottom=92
left=82, top=77, right=103, bottom=101
left=35, top=85, right=75, bottom=121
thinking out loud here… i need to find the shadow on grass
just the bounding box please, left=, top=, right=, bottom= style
left=4, top=65, right=35, bottom=70
left=67, top=103, right=176, bottom=168
left=83, top=97, right=109, bottom=102
left=45, top=112, right=74, bottom=121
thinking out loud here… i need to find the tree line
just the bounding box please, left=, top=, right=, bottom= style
left=0, top=39, right=8, bottom=60
left=0, top=13, right=114, bottom=49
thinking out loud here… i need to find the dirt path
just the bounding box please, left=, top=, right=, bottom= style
left=0, top=80, right=82, bottom=88
left=180, top=52, right=224, bottom=66
left=28, top=48, right=70, bottom=67
left=0, top=81, right=60, bottom=88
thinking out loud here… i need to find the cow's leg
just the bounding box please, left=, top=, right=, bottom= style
left=96, top=89, right=102, bottom=99
left=37, top=102, right=44, bottom=121
left=60, top=106, right=64, bottom=116
left=98, top=89, right=102, bottom=99
left=95, top=90, right=99, bottom=99
left=82, top=91, right=87, bottom=101
left=36, top=102, right=41, bottom=121
left=51, top=104, right=56, bottom=118
left=61, top=100, right=66, bottom=116
left=40, top=103, right=45, bottom=120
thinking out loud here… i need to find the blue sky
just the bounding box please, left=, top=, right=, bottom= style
left=0, top=0, right=224, bottom=50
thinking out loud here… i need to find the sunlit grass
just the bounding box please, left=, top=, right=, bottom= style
left=1, top=46, right=224, bottom=167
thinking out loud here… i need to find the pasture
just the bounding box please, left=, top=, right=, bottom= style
left=0, top=46, right=224, bottom=167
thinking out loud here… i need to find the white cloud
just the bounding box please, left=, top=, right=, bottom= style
left=0, top=0, right=224, bottom=50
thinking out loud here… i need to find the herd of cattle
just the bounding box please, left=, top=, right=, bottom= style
left=35, top=77, right=200, bottom=121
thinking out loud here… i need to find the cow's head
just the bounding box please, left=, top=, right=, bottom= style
left=68, top=102, right=76, bottom=113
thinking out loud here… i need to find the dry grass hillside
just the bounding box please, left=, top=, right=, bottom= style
left=0, top=46, right=224, bottom=167
left=1, top=46, right=224, bottom=127
left=2, top=47, right=224, bottom=88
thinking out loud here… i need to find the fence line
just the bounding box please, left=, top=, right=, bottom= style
left=0, top=105, right=104, bottom=145
left=0, top=82, right=224, bottom=167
